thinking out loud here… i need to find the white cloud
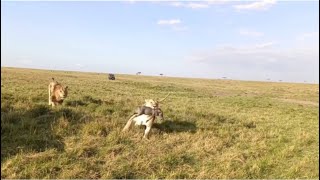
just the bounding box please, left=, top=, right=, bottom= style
left=239, top=29, right=264, bottom=37
left=157, top=19, right=181, bottom=25
left=157, top=18, right=187, bottom=32
left=233, top=0, right=276, bottom=11
left=126, top=0, right=136, bottom=4
left=75, top=63, right=85, bottom=68
left=190, top=43, right=317, bottom=63
left=185, top=3, right=209, bottom=9
left=19, top=59, right=33, bottom=65
left=170, top=2, right=183, bottom=7
left=172, top=26, right=188, bottom=32
left=255, top=42, right=276, bottom=48
left=206, top=0, right=230, bottom=5
left=127, top=1, right=275, bottom=12
left=186, top=43, right=318, bottom=82
left=187, top=42, right=318, bottom=72
left=297, top=32, right=319, bottom=41
left=169, top=1, right=216, bottom=9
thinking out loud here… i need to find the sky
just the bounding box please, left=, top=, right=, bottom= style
left=1, top=0, right=319, bottom=83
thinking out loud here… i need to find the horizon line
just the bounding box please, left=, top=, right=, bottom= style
left=2, top=66, right=318, bottom=85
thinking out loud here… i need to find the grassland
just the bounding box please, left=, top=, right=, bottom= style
left=1, top=67, right=319, bottom=179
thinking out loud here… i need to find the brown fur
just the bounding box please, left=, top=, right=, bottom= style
left=48, top=78, right=68, bottom=107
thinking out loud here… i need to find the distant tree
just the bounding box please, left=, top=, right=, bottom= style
left=160, top=73, right=163, bottom=76
left=136, top=72, right=141, bottom=75
left=222, top=77, right=227, bottom=79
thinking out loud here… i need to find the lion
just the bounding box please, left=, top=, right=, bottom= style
left=122, top=93, right=170, bottom=139
left=122, top=106, right=164, bottom=139
left=143, top=92, right=171, bottom=109
left=48, top=78, right=68, bottom=107
left=144, top=99, right=157, bottom=108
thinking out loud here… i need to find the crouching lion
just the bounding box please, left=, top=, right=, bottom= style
left=48, top=78, right=68, bottom=107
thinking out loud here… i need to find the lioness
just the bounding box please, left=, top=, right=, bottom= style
left=48, top=78, right=68, bottom=107
left=144, top=99, right=157, bottom=108
left=143, top=92, right=171, bottom=109
left=122, top=107, right=163, bottom=139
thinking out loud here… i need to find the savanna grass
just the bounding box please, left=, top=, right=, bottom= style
left=1, top=67, right=319, bottom=178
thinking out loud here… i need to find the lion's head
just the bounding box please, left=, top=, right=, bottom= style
left=54, top=84, right=68, bottom=101
left=144, top=99, right=158, bottom=108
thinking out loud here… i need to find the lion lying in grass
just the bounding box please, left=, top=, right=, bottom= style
left=48, top=78, right=68, bottom=107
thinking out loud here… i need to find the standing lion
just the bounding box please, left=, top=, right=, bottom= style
left=48, top=78, right=68, bottom=107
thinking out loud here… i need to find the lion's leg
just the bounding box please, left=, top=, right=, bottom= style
left=48, top=85, right=52, bottom=105
left=122, top=114, right=137, bottom=132
left=51, top=100, right=57, bottom=107
left=143, top=125, right=152, bottom=139
left=143, top=116, right=154, bottom=139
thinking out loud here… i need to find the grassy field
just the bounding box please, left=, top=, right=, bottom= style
left=1, top=67, right=319, bottom=179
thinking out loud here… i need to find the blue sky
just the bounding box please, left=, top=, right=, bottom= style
left=1, top=0, right=319, bottom=83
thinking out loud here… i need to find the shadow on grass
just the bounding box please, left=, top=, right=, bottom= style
left=65, top=95, right=103, bottom=107
left=152, top=120, right=197, bottom=133
left=1, top=104, right=85, bottom=163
